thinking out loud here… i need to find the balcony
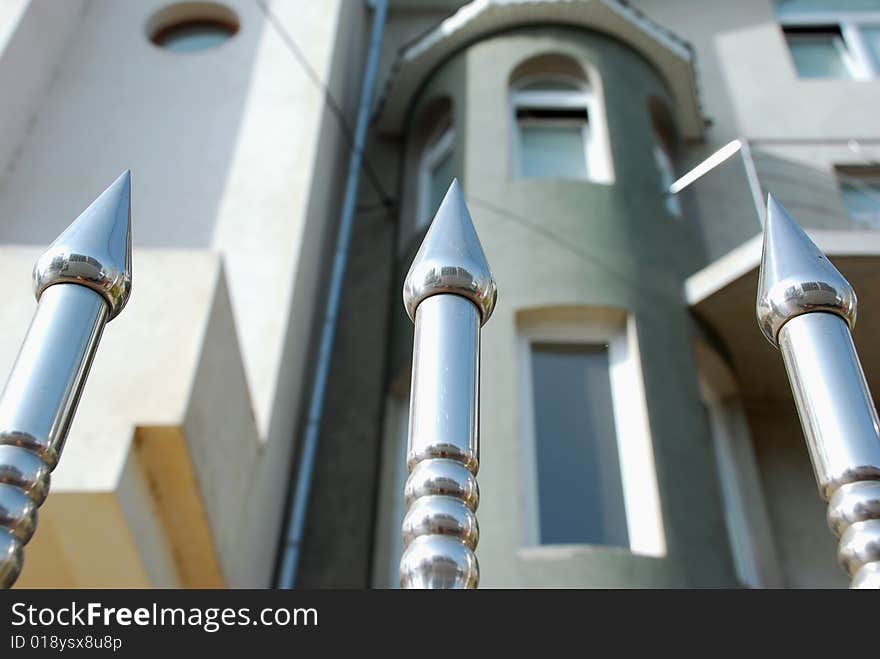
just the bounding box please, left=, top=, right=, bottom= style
left=686, top=139, right=880, bottom=400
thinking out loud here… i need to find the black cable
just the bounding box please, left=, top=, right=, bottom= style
left=469, top=195, right=683, bottom=301
left=255, top=0, right=394, bottom=209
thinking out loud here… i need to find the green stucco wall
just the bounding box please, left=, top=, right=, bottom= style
left=388, top=26, right=738, bottom=587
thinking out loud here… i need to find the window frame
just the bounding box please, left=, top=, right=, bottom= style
left=371, top=382, right=411, bottom=588
left=836, top=165, right=880, bottom=228
left=510, top=75, right=611, bottom=183
left=517, top=310, right=666, bottom=557
left=778, top=7, right=880, bottom=79
left=695, top=342, right=783, bottom=588
left=151, top=20, right=237, bottom=52
left=417, top=124, right=456, bottom=231
left=652, top=140, right=682, bottom=217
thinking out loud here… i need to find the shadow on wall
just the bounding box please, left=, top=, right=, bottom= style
left=752, top=149, right=864, bottom=230
left=0, top=0, right=266, bottom=248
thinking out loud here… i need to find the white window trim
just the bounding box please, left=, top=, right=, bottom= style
left=371, top=387, right=410, bottom=588
left=778, top=9, right=880, bottom=79
left=838, top=170, right=880, bottom=228
left=517, top=310, right=666, bottom=557
left=695, top=342, right=784, bottom=588
left=510, top=75, right=613, bottom=184
left=417, top=125, right=455, bottom=231
left=653, top=141, right=682, bottom=217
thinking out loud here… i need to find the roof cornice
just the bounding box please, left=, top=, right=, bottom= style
left=374, top=0, right=705, bottom=139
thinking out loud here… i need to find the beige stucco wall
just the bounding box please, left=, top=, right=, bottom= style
left=745, top=399, right=847, bottom=588
left=631, top=0, right=879, bottom=587
left=374, top=23, right=737, bottom=588
left=0, top=0, right=366, bottom=587
left=630, top=0, right=880, bottom=256
left=372, top=0, right=875, bottom=589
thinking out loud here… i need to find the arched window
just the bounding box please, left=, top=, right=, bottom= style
left=517, top=307, right=665, bottom=556
left=403, top=97, right=457, bottom=251
left=418, top=121, right=455, bottom=230
left=649, top=98, right=681, bottom=217
left=510, top=55, right=612, bottom=183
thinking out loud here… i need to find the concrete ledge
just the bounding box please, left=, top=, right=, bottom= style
left=685, top=229, right=880, bottom=307
left=684, top=230, right=880, bottom=402
left=1, top=248, right=254, bottom=587
left=133, top=426, right=225, bottom=588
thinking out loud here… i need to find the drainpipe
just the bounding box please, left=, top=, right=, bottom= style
left=276, top=0, right=388, bottom=589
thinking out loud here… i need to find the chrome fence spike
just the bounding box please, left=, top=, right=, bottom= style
left=756, top=194, right=880, bottom=589
left=34, top=170, right=132, bottom=319
left=0, top=172, right=133, bottom=588
left=399, top=180, right=496, bottom=589
left=403, top=178, right=496, bottom=325
left=757, top=193, right=856, bottom=346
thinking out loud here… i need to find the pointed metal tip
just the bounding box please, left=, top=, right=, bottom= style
left=756, top=193, right=855, bottom=347
left=403, top=180, right=497, bottom=325
left=33, top=171, right=133, bottom=320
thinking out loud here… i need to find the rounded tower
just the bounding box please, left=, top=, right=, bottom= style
left=377, top=3, right=736, bottom=588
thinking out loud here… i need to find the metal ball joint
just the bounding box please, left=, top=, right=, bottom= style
left=399, top=180, right=495, bottom=589
left=757, top=194, right=880, bottom=589
left=0, top=171, right=132, bottom=588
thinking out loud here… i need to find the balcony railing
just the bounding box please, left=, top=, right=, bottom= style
left=684, top=139, right=880, bottom=265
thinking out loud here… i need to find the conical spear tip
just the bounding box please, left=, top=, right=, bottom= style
left=33, top=170, right=133, bottom=320
left=756, top=193, right=855, bottom=346
left=403, top=179, right=496, bottom=325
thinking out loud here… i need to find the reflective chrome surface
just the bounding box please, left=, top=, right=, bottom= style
left=404, top=458, right=479, bottom=510
left=399, top=535, right=479, bottom=589
left=0, top=531, right=21, bottom=588
left=0, top=445, right=50, bottom=505
left=780, top=314, right=880, bottom=498
left=828, top=481, right=880, bottom=536
left=758, top=195, right=880, bottom=589
left=756, top=194, right=856, bottom=347
left=838, top=520, right=880, bottom=580
left=401, top=295, right=481, bottom=589
left=400, top=181, right=495, bottom=589
left=0, top=286, right=108, bottom=468
left=403, top=179, right=497, bottom=325
left=851, top=562, right=880, bottom=589
left=33, top=170, right=132, bottom=320
left=402, top=494, right=479, bottom=550
left=0, top=483, right=37, bottom=543
left=780, top=314, right=880, bottom=588
left=0, top=173, right=131, bottom=588
left=407, top=295, right=480, bottom=472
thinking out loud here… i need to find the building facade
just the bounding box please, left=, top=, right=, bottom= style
left=1, top=0, right=878, bottom=588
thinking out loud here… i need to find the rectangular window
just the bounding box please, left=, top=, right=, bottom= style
left=859, top=24, right=880, bottom=68
left=518, top=120, right=589, bottom=179
left=837, top=166, right=880, bottom=228
left=652, top=142, right=682, bottom=217
left=775, top=1, right=880, bottom=78
left=371, top=387, right=411, bottom=587
left=518, top=309, right=665, bottom=557
left=530, top=343, right=629, bottom=547
left=427, top=148, right=453, bottom=218
left=784, top=26, right=857, bottom=78
left=512, top=82, right=595, bottom=181
left=418, top=126, right=455, bottom=231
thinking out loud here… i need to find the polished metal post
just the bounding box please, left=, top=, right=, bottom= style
left=0, top=171, right=132, bottom=588
left=757, top=194, right=880, bottom=589
left=399, top=179, right=496, bottom=589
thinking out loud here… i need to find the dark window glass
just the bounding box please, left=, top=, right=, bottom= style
left=839, top=174, right=880, bottom=228
left=152, top=20, right=236, bottom=53
left=530, top=343, right=629, bottom=547
left=427, top=145, right=453, bottom=216
left=783, top=26, right=854, bottom=78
